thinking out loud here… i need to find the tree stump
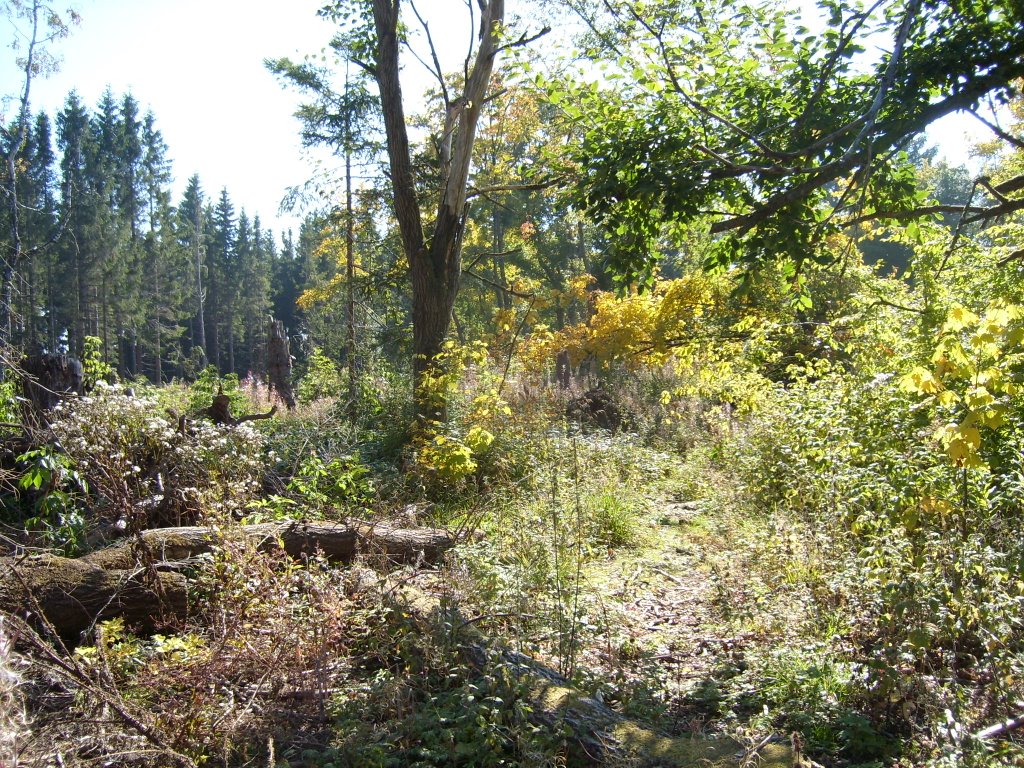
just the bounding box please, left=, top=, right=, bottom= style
left=20, top=354, right=83, bottom=412
left=267, top=319, right=296, bottom=410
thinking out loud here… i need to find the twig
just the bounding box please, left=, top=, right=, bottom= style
left=455, top=612, right=537, bottom=633
left=973, top=711, right=1024, bottom=741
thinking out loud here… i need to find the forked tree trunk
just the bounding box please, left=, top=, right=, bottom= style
left=371, top=0, right=504, bottom=421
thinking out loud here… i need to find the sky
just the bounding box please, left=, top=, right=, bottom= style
left=3, top=0, right=338, bottom=241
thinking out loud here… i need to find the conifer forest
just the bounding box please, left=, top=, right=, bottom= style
left=2, top=0, right=1024, bottom=765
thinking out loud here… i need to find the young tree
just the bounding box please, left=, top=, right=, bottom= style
left=0, top=0, right=77, bottom=361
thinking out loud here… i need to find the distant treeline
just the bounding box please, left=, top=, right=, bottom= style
left=1, top=87, right=341, bottom=381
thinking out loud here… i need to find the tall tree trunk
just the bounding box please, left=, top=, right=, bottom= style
left=227, top=313, right=235, bottom=375
left=371, top=0, right=505, bottom=421
left=193, top=207, right=207, bottom=368
left=74, top=242, right=86, bottom=356
left=154, top=315, right=162, bottom=383
left=492, top=208, right=508, bottom=310
left=101, top=277, right=110, bottom=366
left=345, top=100, right=358, bottom=423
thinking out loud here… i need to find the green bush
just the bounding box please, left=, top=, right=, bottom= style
left=297, top=347, right=344, bottom=404
left=729, top=368, right=1024, bottom=764
left=187, top=365, right=248, bottom=415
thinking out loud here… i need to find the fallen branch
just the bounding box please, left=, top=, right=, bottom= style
left=973, top=710, right=1024, bottom=742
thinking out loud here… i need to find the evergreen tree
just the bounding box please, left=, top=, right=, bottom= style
left=209, top=188, right=236, bottom=372
left=56, top=91, right=95, bottom=354
left=177, top=174, right=208, bottom=369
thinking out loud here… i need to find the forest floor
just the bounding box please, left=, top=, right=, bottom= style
left=410, top=480, right=776, bottom=749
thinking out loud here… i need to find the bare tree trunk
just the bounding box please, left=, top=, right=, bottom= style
left=192, top=206, right=207, bottom=367
left=345, top=107, right=358, bottom=423
left=266, top=318, right=295, bottom=410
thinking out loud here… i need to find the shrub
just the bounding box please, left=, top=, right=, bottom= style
left=50, top=383, right=267, bottom=528
left=297, top=347, right=344, bottom=404
left=187, top=366, right=248, bottom=415
left=730, top=368, right=1024, bottom=763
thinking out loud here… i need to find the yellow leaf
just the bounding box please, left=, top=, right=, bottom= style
left=956, top=423, right=982, bottom=449
left=900, top=366, right=943, bottom=395
left=943, top=304, right=979, bottom=333
left=964, top=386, right=995, bottom=410
left=980, top=406, right=1007, bottom=429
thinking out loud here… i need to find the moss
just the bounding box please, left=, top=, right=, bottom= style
left=612, top=721, right=792, bottom=767
left=529, top=680, right=793, bottom=767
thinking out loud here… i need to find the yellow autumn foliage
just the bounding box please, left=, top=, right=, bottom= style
left=902, top=299, right=1024, bottom=468
left=518, top=272, right=735, bottom=372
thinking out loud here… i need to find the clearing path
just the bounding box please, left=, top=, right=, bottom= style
left=576, top=495, right=747, bottom=733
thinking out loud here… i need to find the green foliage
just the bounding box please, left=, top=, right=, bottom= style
left=187, top=365, right=247, bottom=415
left=81, top=335, right=114, bottom=389
left=297, top=347, right=343, bottom=404
left=728, top=364, right=1024, bottom=762
left=546, top=0, right=1024, bottom=284
left=311, top=601, right=555, bottom=768
left=0, top=378, right=19, bottom=424
left=587, top=487, right=642, bottom=548
left=14, top=447, right=88, bottom=555
left=287, top=453, right=373, bottom=514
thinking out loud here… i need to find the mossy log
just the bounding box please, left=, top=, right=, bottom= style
left=2, top=522, right=455, bottom=640
left=0, top=554, right=188, bottom=641
left=402, top=588, right=793, bottom=768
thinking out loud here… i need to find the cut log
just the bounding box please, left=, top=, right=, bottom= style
left=2, top=522, right=455, bottom=640
left=81, top=520, right=456, bottom=571
left=0, top=554, right=188, bottom=641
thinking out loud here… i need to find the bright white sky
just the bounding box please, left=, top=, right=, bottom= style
left=3, top=0, right=338, bottom=242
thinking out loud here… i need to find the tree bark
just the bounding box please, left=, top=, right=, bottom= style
left=266, top=318, right=296, bottom=409
left=20, top=353, right=84, bottom=413
left=79, top=520, right=456, bottom=570
left=1, top=554, right=188, bottom=641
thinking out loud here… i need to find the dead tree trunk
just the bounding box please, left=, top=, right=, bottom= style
left=81, top=520, right=456, bottom=571
left=266, top=318, right=295, bottom=410
left=1, top=554, right=188, bottom=641
left=397, top=587, right=794, bottom=768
